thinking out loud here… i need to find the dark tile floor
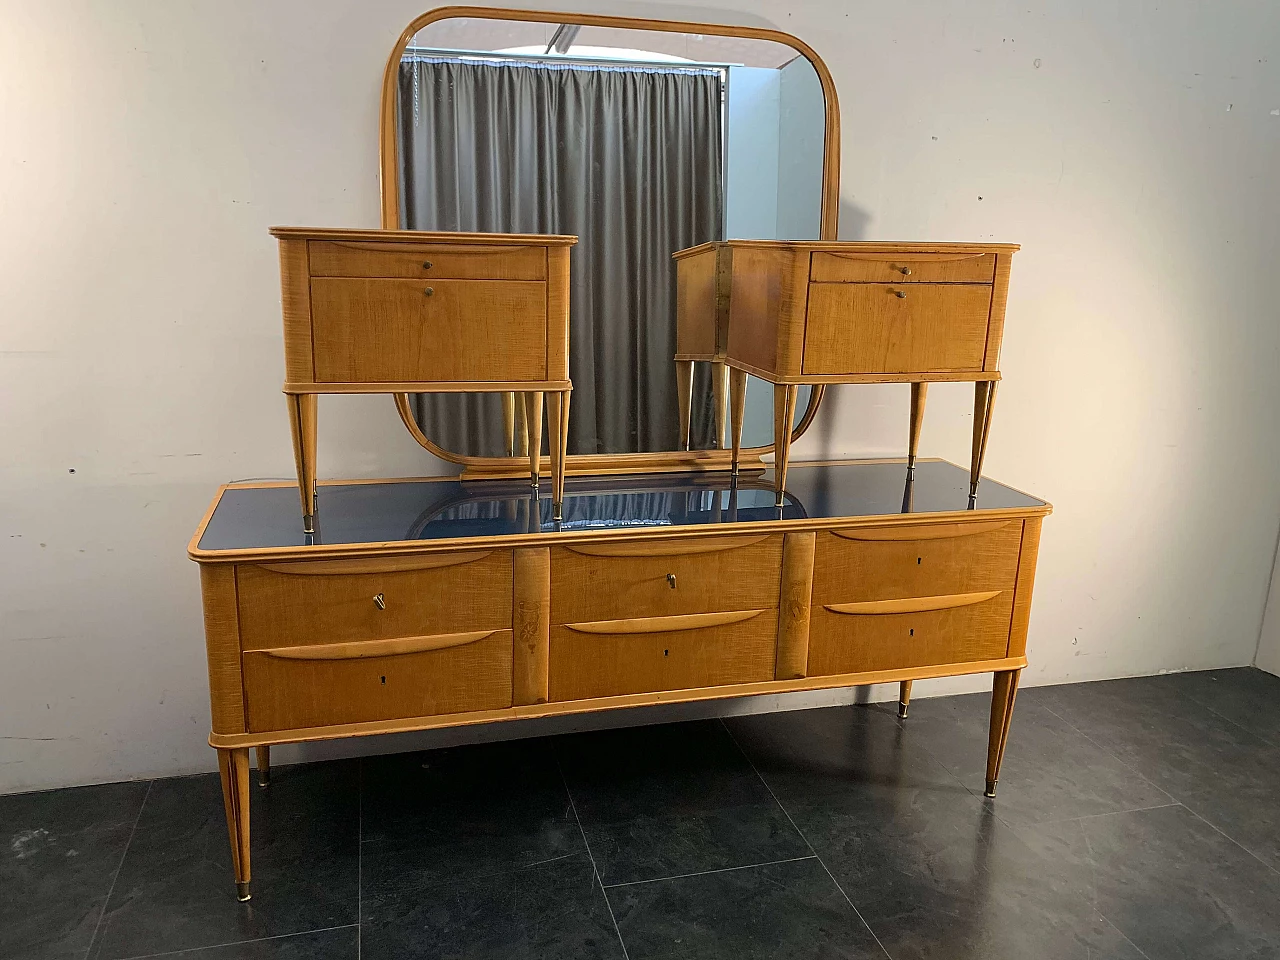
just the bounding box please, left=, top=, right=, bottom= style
left=4, top=667, right=1280, bottom=959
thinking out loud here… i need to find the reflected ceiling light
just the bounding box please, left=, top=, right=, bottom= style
left=545, top=23, right=581, bottom=55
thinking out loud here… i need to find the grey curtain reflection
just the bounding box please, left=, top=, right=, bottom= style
left=397, top=55, right=723, bottom=455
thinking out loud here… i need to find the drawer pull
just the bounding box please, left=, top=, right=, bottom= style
left=667, top=573, right=677, bottom=589
left=563, top=535, right=769, bottom=558
left=424, top=286, right=434, bottom=297
left=422, top=260, right=433, bottom=269
left=373, top=593, right=386, bottom=610
left=253, top=551, right=495, bottom=575
left=565, top=609, right=764, bottom=636
left=260, top=630, right=498, bottom=660
left=894, top=290, right=907, bottom=299
left=831, top=520, right=1013, bottom=542
left=899, top=267, right=912, bottom=276
left=824, top=591, right=1001, bottom=616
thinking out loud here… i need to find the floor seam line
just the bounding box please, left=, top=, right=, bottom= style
left=719, top=718, right=894, bottom=960
left=109, top=924, right=360, bottom=960
left=1100, top=913, right=1154, bottom=960
left=1179, top=801, right=1280, bottom=879
left=1034, top=702, right=1179, bottom=806
left=601, top=854, right=817, bottom=889
left=553, top=747, right=630, bottom=960
left=85, top=778, right=153, bottom=960
left=1033, top=801, right=1184, bottom=826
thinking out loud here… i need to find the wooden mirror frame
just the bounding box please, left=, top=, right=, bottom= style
left=379, top=5, right=841, bottom=478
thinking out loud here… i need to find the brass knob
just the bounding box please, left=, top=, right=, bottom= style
left=373, top=593, right=386, bottom=610
left=424, top=287, right=434, bottom=297
left=422, top=260, right=433, bottom=269
left=667, top=573, right=677, bottom=589
left=894, top=290, right=907, bottom=299
left=899, top=266, right=912, bottom=276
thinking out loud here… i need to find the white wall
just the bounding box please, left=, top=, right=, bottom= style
left=2, top=0, right=1278, bottom=794
left=1256, top=537, right=1280, bottom=676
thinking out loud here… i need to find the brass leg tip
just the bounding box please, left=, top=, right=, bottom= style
left=984, top=779, right=997, bottom=798
left=257, top=774, right=269, bottom=788
left=530, top=475, right=540, bottom=489
left=236, top=882, right=251, bottom=902
left=302, top=515, right=315, bottom=534
left=898, top=701, right=909, bottom=719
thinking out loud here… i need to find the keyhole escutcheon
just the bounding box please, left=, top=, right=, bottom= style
left=666, top=573, right=677, bottom=589
left=373, top=593, right=386, bottom=610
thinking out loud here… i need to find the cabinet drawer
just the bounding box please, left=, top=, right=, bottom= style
left=311, top=278, right=548, bottom=383
left=550, top=534, right=782, bottom=624
left=813, top=521, right=1022, bottom=604
left=235, top=551, right=512, bottom=651
left=307, top=240, right=547, bottom=280
left=242, top=628, right=513, bottom=732
left=548, top=610, right=777, bottom=701
left=802, top=282, right=992, bottom=375
left=810, top=251, right=995, bottom=284
left=808, top=592, right=1013, bottom=676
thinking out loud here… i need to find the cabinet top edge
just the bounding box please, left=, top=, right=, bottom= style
left=270, top=227, right=578, bottom=245
left=673, top=240, right=1021, bottom=259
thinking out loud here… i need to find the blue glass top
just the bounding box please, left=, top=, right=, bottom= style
left=193, top=460, right=1046, bottom=554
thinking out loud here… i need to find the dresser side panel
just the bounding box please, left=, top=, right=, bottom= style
left=546, top=246, right=570, bottom=380
left=200, top=564, right=247, bottom=735
left=983, top=251, right=1014, bottom=372
left=1006, top=518, right=1043, bottom=659
left=278, top=238, right=315, bottom=385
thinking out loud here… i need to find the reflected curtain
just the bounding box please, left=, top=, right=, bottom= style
left=397, top=56, right=723, bottom=455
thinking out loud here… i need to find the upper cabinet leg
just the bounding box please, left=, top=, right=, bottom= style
left=546, top=390, right=571, bottom=521
left=728, top=367, right=748, bottom=476
left=712, top=360, right=729, bottom=450
left=502, top=392, right=517, bottom=457
left=772, top=383, right=799, bottom=506
left=675, top=360, right=694, bottom=452
left=908, top=382, right=928, bottom=475
left=524, top=391, right=544, bottom=488
left=970, top=380, right=999, bottom=499
left=287, top=393, right=317, bottom=533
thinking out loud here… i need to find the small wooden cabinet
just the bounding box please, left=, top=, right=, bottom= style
left=673, top=241, right=1018, bottom=503
left=271, top=228, right=577, bottom=529
left=191, top=461, right=1048, bottom=899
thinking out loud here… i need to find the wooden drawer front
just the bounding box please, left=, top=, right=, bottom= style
left=802, top=282, right=992, bottom=375
left=308, top=240, right=547, bottom=281
left=811, top=251, right=995, bottom=284
left=550, top=535, right=782, bottom=625
left=808, top=592, right=1013, bottom=676
left=813, top=521, right=1022, bottom=604
left=236, top=551, right=512, bottom=651
left=548, top=610, right=777, bottom=701
left=311, top=278, right=548, bottom=383
left=242, top=629, right=513, bottom=732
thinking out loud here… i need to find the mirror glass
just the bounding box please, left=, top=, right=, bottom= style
left=394, top=17, right=826, bottom=458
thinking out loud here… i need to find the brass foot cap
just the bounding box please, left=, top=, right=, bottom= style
left=236, top=882, right=251, bottom=902
left=898, top=702, right=909, bottom=719
left=257, top=775, right=269, bottom=788
left=984, top=779, right=997, bottom=798
left=302, top=515, right=315, bottom=534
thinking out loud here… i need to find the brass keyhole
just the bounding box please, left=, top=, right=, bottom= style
left=373, top=593, right=386, bottom=610
left=424, top=287, right=434, bottom=297
left=894, top=290, right=907, bottom=299
left=666, top=573, right=677, bottom=589
left=899, top=266, right=912, bottom=276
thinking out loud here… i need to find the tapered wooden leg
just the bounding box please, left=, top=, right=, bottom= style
left=524, top=391, right=543, bottom=488
left=772, top=383, right=799, bottom=506
left=908, top=382, right=928, bottom=475
left=287, top=393, right=318, bottom=534
left=729, top=367, right=748, bottom=476
left=970, top=380, right=998, bottom=499
left=675, top=360, right=694, bottom=452
left=985, top=669, right=1020, bottom=797
left=217, top=748, right=252, bottom=901
left=546, top=390, right=571, bottom=521
left=513, top=393, right=529, bottom=457
left=898, top=680, right=913, bottom=719
left=712, top=360, right=729, bottom=449
left=502, top=392, right=517, bottom=457
left=254, top=746, right=270, bottom=788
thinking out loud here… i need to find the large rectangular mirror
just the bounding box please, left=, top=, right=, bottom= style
left=379, top=10, right=839, bottom=470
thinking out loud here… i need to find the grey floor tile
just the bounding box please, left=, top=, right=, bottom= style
left=555, top=720, right=808, bottom=885
left=1032, top=804, right=1280, bottom=959
left=1158, top=667, right=1280, bottom=745
left=130, top=925, right=359, bottom=959
left=906, top=690, right=1172, bottom=825
left=361, top=852, right=623, bottom=960
left=0, top=780, right=148, bottom=960
left=730, top=705, right=1140, bottom=960
left=608, top=857, right=883, bottom=960
left=1033, top=675, right=1280, bottom=870
left=90, top=761, right=359, bottom=960
left=360, top=740, right=582, bottom=887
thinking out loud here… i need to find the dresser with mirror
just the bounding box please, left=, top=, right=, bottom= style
left=191, top=6, right=1049, bottom=900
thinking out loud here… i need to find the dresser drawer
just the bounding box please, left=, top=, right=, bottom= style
left=307, top=240, right=547, bottom=281
left=548, top=610, right=777, bottom=701
left=810, top=251, right=995, bottom=284
left=550, top=535, right=782, bottom=624
left=235, top=551, right=512, bottom=651
left=802, top=282, right=992, bottom=375
left=311, top=278, right=548, bottom=383
left=813, top=521, right=1023, bottom=604
left=242, top=628, right=513, bottom=732
left=808, top=592, right=1013, bottom=676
